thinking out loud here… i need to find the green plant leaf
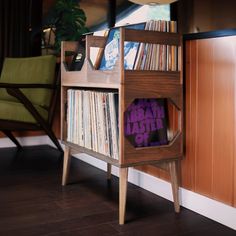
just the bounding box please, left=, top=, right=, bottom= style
left=47, top=0, right=88, bottom=54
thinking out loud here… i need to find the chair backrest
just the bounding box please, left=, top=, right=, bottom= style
left=0, top=55, right=56, bottom=109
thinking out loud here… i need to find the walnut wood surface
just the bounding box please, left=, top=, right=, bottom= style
left=123, top=71, right=182, bottom=110
left=184, top=36, right=236, bottom=207
left=62, top=141, right=119, bottom=167
left=62, top=145, right=71, bottom=186
left=61, top=28, right=183, bottom=222
left=119, top=167, right=128, bottom=225
left=61, top=30, right=182, bottom=166
left=2, top=146, right=235, bottom=235
left=125, top=29, right=180, bottom=45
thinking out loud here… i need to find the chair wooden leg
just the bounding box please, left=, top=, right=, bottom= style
left=6, top=87, right=63, bottom=153
left=44, top=127, right=63, bottom=152
left=107, top=163, right=112, bottom=180
left=62, top=146, right=71, bottom=186
left=169, top=160, right=180, bottom=213
left=2, top=131, right=22, bottom=149
left=119, top=167, right=128, bottom=225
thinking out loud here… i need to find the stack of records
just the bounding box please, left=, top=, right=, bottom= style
left=67, top=89, right=119, bottom=160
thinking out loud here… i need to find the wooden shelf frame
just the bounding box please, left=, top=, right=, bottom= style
left=61, top=27, right=183, bottom=224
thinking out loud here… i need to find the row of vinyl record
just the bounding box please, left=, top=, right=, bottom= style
left=134, top=20, right=179, bottom=71
left=70, top=20, right=180, bottom=72
left=96, top=19, right=179, bottom=72
left=67, top=89, right=119, bottom=160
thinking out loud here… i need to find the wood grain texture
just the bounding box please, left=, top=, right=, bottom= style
left=124, top=29, right=180, bottom=45
left=60, top=31, right=183, bottom=222
left=167, top=102, right=179, bottom=141
left=61, top=35, right=183, bottom=167
left=211, top=37, right=235, bottom=204
left=1, top=146, right=235, bottom=235
left=194, top=39, right=214, bottom=196
left=60, top=86, right=67, bottom=141
left=86, top=35, right=107, bottom=58
left=62, top=145, right=71, bottom=186
left=124, top=71, right=182, bottom=109
left=61, top=59, right=121, bottom=89
left=184, top=36, right=236, bottom=206
left=119, top=27, right=125, bottom=165
left=169, top=160, right=180, bottom=212
left=178, top=0, right=236, bottom=34
left=122, top=134, right=182, bottom=166
left=144, top=35, right=236, bottom=207
left=62, top=141, right=119, bottom=166
left=119, top=167, right=128, bottom=225
left=137, top=102, right=180, bottom=181
left=181, top=40, right=197, bottom=190
left=137, top=165, right=170, bottom=181
left=234, top=123, right=236, bottom=207
left=107, top=163, right=112, bottom=179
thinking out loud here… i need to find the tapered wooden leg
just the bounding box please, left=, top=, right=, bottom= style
left=107, top=163, right=112, bottom=180
left=3, top=131, right=22, bottom=149
left=169, top=160, right=180, bottom=213
left=62, top=146, right=71, bottom=186
left=119, top=167, right=128, bottom=225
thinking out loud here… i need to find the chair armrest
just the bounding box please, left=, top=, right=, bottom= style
left=0, top=83, right=55, bottom=89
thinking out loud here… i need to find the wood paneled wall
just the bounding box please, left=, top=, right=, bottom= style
left=178, top=0, right=236, bottom=34
left=183, top=36, right=236, bottom=206
left=138, top=35, right=236, bottom=208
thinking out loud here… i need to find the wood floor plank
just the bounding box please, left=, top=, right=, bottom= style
left=0, top=145, right=235, bottom=236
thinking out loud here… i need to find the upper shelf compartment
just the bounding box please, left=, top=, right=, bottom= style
left=61, top=37, right=121, bottom=89
left=61, top=27, right=182, bottom=89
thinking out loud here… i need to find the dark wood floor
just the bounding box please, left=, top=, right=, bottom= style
left=0, top=145, right=235, bottom=236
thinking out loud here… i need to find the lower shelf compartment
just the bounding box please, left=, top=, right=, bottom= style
left=62, top=142, right=181, bottom=224
left=62, top=140, right=181, bottom=168
left=62, top=140, right=119, bottom=166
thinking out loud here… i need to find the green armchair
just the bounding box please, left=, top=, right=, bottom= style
left=0, top=55, right=63, bottom=152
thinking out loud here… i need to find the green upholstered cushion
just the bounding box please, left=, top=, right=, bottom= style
left=0, top=55, right=56, bottom=109
left=0, top=100, right=48, bottom=124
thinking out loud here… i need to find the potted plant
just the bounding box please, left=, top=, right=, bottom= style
left=45, top=0, right=88, bottom=55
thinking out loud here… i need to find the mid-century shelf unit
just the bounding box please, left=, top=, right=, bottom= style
left=61, top=27, right=183, bottom=225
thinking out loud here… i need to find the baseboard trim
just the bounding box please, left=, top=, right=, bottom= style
left=75, top=153, right=236, bottom=230
left=0, top=135, right=49, bottom=148
left=0, top=136, right=235, bottom=230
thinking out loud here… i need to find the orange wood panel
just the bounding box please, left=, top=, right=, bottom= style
left=211, top=37, right=235, bottom=204
left=135, top=36, right=236, bottom=207
left=183, top=36, right=236, bottom=206
left=136, top=165, right=169, bottom=181
left=194, top=39, right=214, bottom=196
left=158, top=169, right=169, bottom=181
left=181, top=40, right=197, bottom=191
left=234, top=131, right=236, bottom=207
left=136, top=165, right=161, bottom=178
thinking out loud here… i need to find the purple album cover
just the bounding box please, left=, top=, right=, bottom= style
left=124, top=98, right=168, bottom=148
